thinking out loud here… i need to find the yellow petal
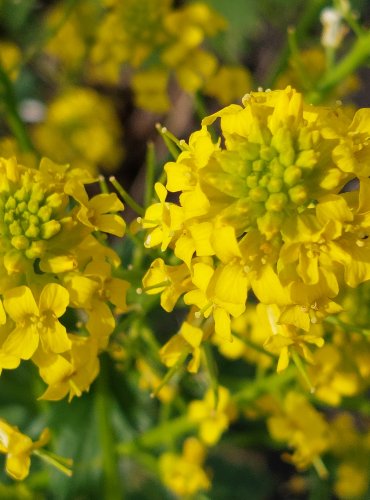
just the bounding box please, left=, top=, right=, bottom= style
left=39, top=283, right=69, bottom=317
left=3, top=326, right=39, bottom=359
left=3, top=286, right=38, bottom=321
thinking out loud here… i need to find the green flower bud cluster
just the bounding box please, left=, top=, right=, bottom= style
left=0, top=171, right=65, bottom=259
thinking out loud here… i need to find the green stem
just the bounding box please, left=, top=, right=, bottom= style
left=96, top=357, right=122, bottom=500
left=144, top=142, right=156, bottom=208
left=109, top=176, right=144, bottom=216
left=233, top=366, right=296, bottom=403
left=33, top=449, right=73, bottom=477
left=150, top=352, right=188, bottom=399
left=117, top=415, right=197, bottom=454
left=307, top=31, right=370, bottom=103
left=155, top=124, right=181, bottom=160
left=292, top=351, right=315, bottom=393
left=264, top=0, right=328, bottom=88
left=324, top=315, right=370, bottom=337
left=203, top=342, right=219, bottom=409
left=0, top=65, right=37, bottom=154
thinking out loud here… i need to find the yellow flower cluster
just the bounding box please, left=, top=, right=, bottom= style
left=44, top=0, right=251, bottom=112
left=0, top=156, right=128, bottom=400
left=159, top=437, right=210, bottom=497
left=142, top=86, right=370, bottom=374
left=32, top=87, right=124, bottom=175
left=266, top=392, right=370, bottom=497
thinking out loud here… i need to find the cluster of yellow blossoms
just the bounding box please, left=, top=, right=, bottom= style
left=44, top=0, right=251, bottom=112
left=142, top=85, right=370, bottom=374
left=140, top=86, right=370, bottom=495
left=0, top=156, right=128, bottom=401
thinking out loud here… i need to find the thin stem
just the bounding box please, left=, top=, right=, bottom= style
left=203, top=342, right=219, bottom=409
left=151, top=352, right=188, bottom=399
left=144, top=142, right=156, bottom=208
left=33, top=449, right=73, bottom=477
left=117, top=415, right=197, bottom=453
left=233, top=366, right=296, bottom=404
left=98, top=175, right=109, bottom=194
left=291, top=351, right=315, bottom=394
left=109, top=176, right=144, bottom=216
left=155, top=124, right=181, bottom=160
left=264, top=0, right=328, bottom=88
left=307, top=31, right=370, bottom=103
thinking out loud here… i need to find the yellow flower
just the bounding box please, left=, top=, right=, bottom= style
left=159, top=437, right=210, bottom=497
left=184, top=259, right=247, bottom=340
left=0, top=420, right=50, bottom=480
left=2, top=284, right=70, bottom=359
left=44, top=1, right=100, bottom=73
left=141, top=183, right=183, bottom=251
left=160, top=320, right=206, bottom=373
left=0, top=41, right=21, bottom=80
left=91, top=0, right=170, bottom=71
left=33, top=87, right=124, bottom=175
left=34, top=335, right=100, bottom=401
left=141, top=258, right=192, bottom=312
left=188, top=386, right=237, bottom=445
left=65, top=180, right=125, bottom=236
left=308, top=344, right=362, bottom=406
left=267, top=391, right=330, bottom=471
left=132, top=69, right=170, bottom=113
left=260, top=303, right=324, bottom=372
left=204, top=65, right=253, bottom=105
left=329, top=414, right=370, bottom=499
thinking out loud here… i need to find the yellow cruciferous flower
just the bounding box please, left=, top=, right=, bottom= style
left=2, top=284, right=70, bottom=359
left=0, top=420, right=50, bottom=480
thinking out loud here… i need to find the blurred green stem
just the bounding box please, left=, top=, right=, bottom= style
left=117, top=415, right=197, bottom=454
left=109, top=176, right=144, bottom=216
left=0, top=65, right=36, bottom=154
left=144, top=141, right=156, bottom=208
left=264, top=0, right=328, bottom=88
left=308, top=31, right=370, bottom=103
left=233, top=366, right=296, bottom=403
left=96, top=356, right=123, bottom=500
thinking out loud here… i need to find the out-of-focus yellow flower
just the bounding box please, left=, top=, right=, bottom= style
left=329, top=413, right=370, bottom=499
left=159, top=437, right=211, bottom=497
left=188, top=386, right=237, bottom=445
left=204, top=65, right=252, bottom=105
left=89, top=0, right=227, bottom=110
left=0, top=420, right=50, bottom=480
left=0, top=41, right=21, bottom=80
left=33, top=87, right=124, bottom=174
left=132, top=69, right=170, bottom=113
left=267, top=391, right=330, bottom=471
left=91, top=0, right=171, bottom=72
left=308, top=340, right=367, bottom=406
